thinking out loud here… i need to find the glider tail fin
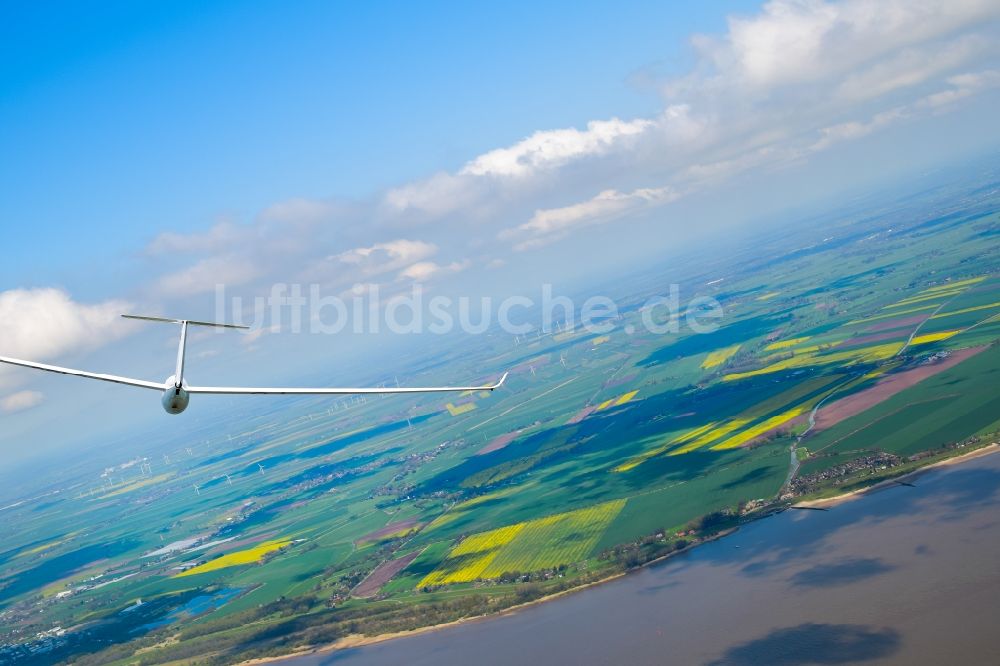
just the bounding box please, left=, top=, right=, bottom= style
left=122, top=314, right=247, bottom=388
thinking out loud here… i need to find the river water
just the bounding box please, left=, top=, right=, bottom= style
left=288, top=451, right=1000, bottom=665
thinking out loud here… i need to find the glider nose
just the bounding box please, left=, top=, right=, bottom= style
left=162, top=377, right=190, bottom=414
left=162, top=386, right=190, bottom=414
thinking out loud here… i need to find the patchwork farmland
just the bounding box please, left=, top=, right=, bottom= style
left=3, top=178, right=1000, bottom=664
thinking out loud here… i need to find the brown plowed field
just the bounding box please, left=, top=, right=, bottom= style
left=865, top=314, right=929, bottom=332
left=477, top=430, right=522, bottom=455
left=814, top=346, right=986, bottom=431
left=356, top=519, right=421, bottom=544
left=352, top=550, right=421, bottom=598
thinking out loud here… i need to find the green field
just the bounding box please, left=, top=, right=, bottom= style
left=800, top=344, right=1000, bottom=473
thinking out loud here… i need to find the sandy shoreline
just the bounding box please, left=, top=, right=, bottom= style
left=794, top=442, right=999, bottom=509
left=240, top=443, right=999, bottom=665
left=239, top=529, right=738, bottom=664
left=236, top=577, right=632, bottom=664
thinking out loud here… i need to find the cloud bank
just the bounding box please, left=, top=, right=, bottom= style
left=143, top=1, right=1000, bottom=309
left=6, top=0, right=1000, bottom=394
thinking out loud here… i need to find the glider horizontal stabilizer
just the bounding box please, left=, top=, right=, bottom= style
left=121, top=314, right=249, bottom=330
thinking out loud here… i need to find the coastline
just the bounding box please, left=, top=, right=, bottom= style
left=793, top=442, right=999, bottom=509
left=241, top=442, right=999, bottom=665
left=240, top=529, right=738, bottom=664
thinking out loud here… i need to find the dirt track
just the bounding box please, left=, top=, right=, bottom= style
left=352, top=550, right=421, bottom=598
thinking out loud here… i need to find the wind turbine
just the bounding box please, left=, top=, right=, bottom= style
left=0, top=314, right=508, bottom=415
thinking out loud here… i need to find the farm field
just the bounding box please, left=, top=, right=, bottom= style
left=800, top=344, right=1000, bottom=472
left=419, top=500, right=626, bottom=585
left=1, top=174, right=999, bottom=664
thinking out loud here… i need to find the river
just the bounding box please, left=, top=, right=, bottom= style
left=286, top=450, right=1000, bottom=665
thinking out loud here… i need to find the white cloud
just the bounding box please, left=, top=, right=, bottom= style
left=460, top=117, right=654, bottom=178
left=239, top=324, right=281, bottom=348
left=811, top=107, right=908, bottom=151
left=503, top=186, right=681, bottom=250
left=336, top=239, right=437, bottom=271
left=130, top=0, right=1000, bottom=301
left=156, top=255, right=260, bottom=296
left=835, top=34, right=991, bottom=102
left=147, top=220, right=245, bottom=256
left=382, top=172, right=482, bottom=217
left=0, top=288, right=134, bottom=361
left=694, top=0, right=1000, bottom=91
left=811, top=67, right=1000, bottom=151
left=371, top=1, right=1000, bottom=248
left=683, top=145, right=790, bottom=182
left=380, top=107, right=701, bottom=220
left=0, top=390, right=44, bottom=413
left=301, top=239, right=439, bottom=287
left=916, top=69, right=1000, bottom=109
left=397, top=260, right=470, bottom=282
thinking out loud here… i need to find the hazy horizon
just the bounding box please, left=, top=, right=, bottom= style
left=3, top=0, right=1000, bottom=466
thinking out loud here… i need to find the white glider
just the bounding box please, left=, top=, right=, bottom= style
left=0, top=315, right=508, bottom=414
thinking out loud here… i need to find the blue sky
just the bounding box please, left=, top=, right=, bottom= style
left=1, top=1, right=756, bottom=288
left=1, top=0, right=999, bottom=464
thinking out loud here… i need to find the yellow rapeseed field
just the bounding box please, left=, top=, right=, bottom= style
left=910, top=330, right=960, bottom=345
left=701, top=344, right=741, bottom=369
left=99, top=473, right=173, bottom=498
left=710, top=406, right=806, bottom=450
left=722, top=342, right=901, bottom=381
left=420, top=500, right=625, bottom=586
left=920, top=276, right=985, bottom=293
left=358, top=525, right=421, bottom=544
left=175, top=539, right=291, bottom=577
left=18, top=532, right=79, bottom=558
left=847, top=302, right=942, bottom=325
left=418, top=523, right=526, bottom=585
left=446, top=402, right=478, bottom=416
left=668, top=418, right=752, bottom=456
left=883, top=290, right=962, bottom=309
left=743, top=375, right=841, bottom=417
left=930, top=301, right=1000, bottom=319
left=595, top=390, right=639, bottom=412
left=614, top=390, right=639, bottom=406
left=615, top=376, right=841, bottom=471
left=873, top=276, right=985, bottom=313
left=613, top=421, right=721, bottom=472
left=764, top=336, right=811, bottom=351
